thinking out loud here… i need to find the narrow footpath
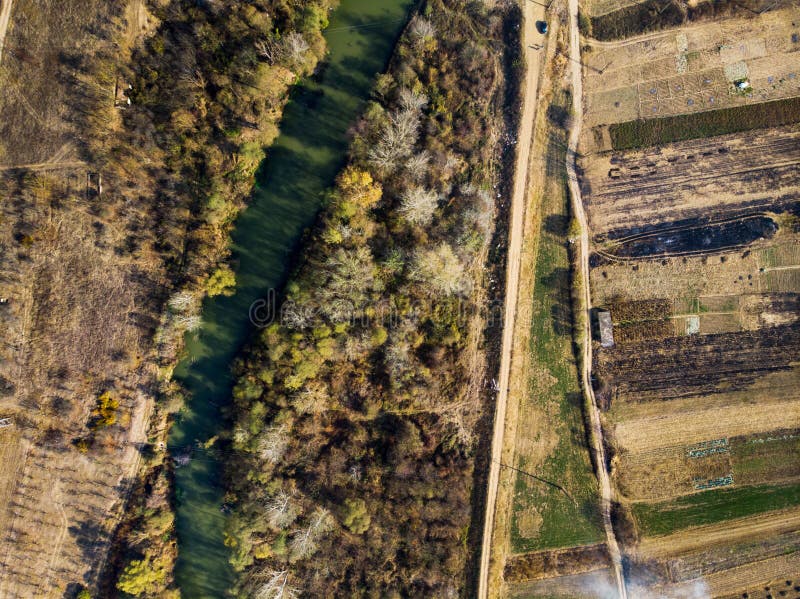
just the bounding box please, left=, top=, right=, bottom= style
left=564, top=0, right=627, bottom=595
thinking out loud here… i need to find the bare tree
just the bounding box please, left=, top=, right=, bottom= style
left=167, top=291, right=196, bottom=313
left=248, top=569, right=301, bottom=599
left=368, top=108, right=420, bottom=172
left=180, top=68, right=207, bottom=91
left=321, top=246, right=376, bottom=310
left=404, top=150, right=430, bottom=181
left=255, top=37, right=283, bottom=65
left=284, top=32, right=309, bottom=70
left=289, top=507, right=333, bottom=563
left=280, top=300, right=312, bottom=330
left=264, top=490, right=301, bottom=530
left=173, top=313, right=202, bottom=332
left=398, top=88, right=428, bottom=113
left=409, top=17, right=436, bottom=47
left=399, top=186, right=439, bottom=226
left=462, top=186, right=495, bottom=239
left=411, top=242, right=470, bottom=296
left=256, top=32, right=308, bottom=71
left=291, top=381, right=329, bottom=414
left=258, top=425, right=289, bottom=464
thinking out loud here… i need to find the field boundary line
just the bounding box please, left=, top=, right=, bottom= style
left=565, top=0, right=627, bottom=595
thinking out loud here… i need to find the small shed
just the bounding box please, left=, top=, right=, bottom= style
left=597, top=310, right=614, bottom=348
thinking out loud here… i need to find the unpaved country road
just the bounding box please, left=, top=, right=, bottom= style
left=477, top=1, right=547, bottom=597
left=0, top=0, right=12, bottom=66
left=564, top=0, right=627, bottom=596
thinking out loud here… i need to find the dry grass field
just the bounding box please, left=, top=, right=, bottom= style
left=0, top=1, right=166, bottom=596
left=581, top=6, right=800, bottom=132
left=577, top=1, right=800, bottom=596
left=507, top=567, right=618, bottom=598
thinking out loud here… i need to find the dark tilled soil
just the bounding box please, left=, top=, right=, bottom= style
left=594, top=322, right=800, bottom=404
left=612, top=216, right=777, bottom=258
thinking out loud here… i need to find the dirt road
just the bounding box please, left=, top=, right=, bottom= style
left=564, top=0, right=627, bottom=596
left=0, top=0, right=12, bottom=66
left=477, top=2, right=547, bottom=597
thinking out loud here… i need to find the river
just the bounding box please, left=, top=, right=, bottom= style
left=167, top=1, right=413, bottom=596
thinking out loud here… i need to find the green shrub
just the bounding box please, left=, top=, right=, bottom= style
left=90, top=391, right=119, bottom=429
left=116, top=553, right=169, bottom=596
left=206, top=265, right=237, bottom=296
left=341, top=498, right=371, bottom=534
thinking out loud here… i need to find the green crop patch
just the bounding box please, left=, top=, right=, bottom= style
left=609, top=97, right=800, bottom=150
left=731, top=431, right=800, bottom=483
left=632, top=481, right=800, bottom=537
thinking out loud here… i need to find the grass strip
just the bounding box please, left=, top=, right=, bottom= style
left=633, top=481, right=800, bottom=536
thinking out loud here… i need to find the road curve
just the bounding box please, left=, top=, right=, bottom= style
left=0, top=0, right=12, bottom=66
left=477, top=1, right=546, bottom=597
left=564, top=0, right=627, bottom=596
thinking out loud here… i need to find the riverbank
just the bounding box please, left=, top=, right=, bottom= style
left=224, top=0, right=524, bottom=595
left=166, top=2, right=415, bottom=596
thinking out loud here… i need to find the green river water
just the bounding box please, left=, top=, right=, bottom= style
left=167, top=2, right=413, bottom=596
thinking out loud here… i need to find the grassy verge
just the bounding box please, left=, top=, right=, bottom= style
left=509, top=134, right=603, bottom=551
left=609, top=97, right=800, bottom=150
left=632, top=481, right=800, bottom=537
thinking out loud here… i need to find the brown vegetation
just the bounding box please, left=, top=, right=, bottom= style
left=504, top=543, right=611, bottom=583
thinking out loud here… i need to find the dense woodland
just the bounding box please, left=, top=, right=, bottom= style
left=94, top=1, right=338, bottom=596
left=225, top=0, right=521, bottom=596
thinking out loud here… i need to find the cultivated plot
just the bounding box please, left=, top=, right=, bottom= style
left=582, top=7, right=800, bottom=129
left=578, top=6, right=800, bottom=596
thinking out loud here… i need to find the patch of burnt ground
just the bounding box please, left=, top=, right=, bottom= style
left=610, top=216, right=777, bottom=259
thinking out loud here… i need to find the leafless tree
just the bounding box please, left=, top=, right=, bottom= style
left=167, top=291, right=196, bottom=313
left=368, top=108, right=420, bottom=172
left=284, top=32, right=309, bottom=70
left=289, top=507, right=333, bottom=563
left=291, top=381, right=328, bottom=414
left=409, top=17, right=436, bottom=47
left=256, top=32, right=308, bottom=71
left=258, top=425, right=289, bottom=464
left=173, top=313, right=202, bottom=332
left=404, top=150, right=430, bottom=181
left=399, top=186, right=439, bottom=226
left=255, top=37, right=283, bottom=65
left=411, top=242, right=470, bottom=296
left=281, top=300, right=312, bottom=330
left=264, top=490, right=300, bottom=530
left=321, top=246, right=376, bottom=309
left=398, top=88, right=428, bottom=113
left=462, top=185, right=495, bottom=239
left=248, top=569, right=301, bottom=599
left=180, top=68, right=207, bottom=91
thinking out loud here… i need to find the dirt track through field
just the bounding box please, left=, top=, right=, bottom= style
left=0, top=0, right=12, bottom=66
left=565, top=0, right=627, bottom=595
left=477, top=1, right=546, bottom=596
